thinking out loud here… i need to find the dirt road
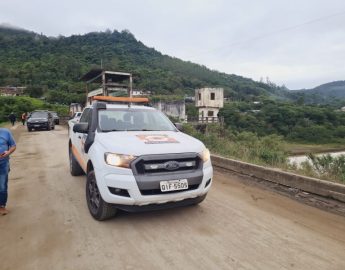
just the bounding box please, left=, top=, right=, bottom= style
left=1, top=125, right=345, bottom=270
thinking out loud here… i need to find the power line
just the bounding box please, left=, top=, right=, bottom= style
left=188, top=10, right=345, bottom=59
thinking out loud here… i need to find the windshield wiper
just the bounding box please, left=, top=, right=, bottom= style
left=102, top=129, right=119, bottom=132
left=129, top=129, right=161, bottom=131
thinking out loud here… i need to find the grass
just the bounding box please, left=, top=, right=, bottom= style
left=183, top=124, right=288, bottom=168
left=183, top=124, right=345, bottom=183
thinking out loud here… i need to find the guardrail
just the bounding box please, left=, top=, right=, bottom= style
left=211, top=154, right=345, bottom=203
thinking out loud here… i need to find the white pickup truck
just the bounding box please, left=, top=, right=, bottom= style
left=68, top=96, right=213, bottom=220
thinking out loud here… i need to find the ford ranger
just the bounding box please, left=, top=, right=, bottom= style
left=68, top=96, right=213, bottom=220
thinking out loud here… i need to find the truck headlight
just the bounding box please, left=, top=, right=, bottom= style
left=200, top=148, right=211, bottom=163
left=104, top=153, right=137, bottom=168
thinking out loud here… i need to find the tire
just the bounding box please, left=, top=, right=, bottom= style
left=69, top=145, right=84, bottom=176
left=86, top=170, right=117, bottom=221
left=28, top=128, right=32, bottom=132
left=47, top=124, right=51, bottom=131
left=52, top=125, right=55, bottom=130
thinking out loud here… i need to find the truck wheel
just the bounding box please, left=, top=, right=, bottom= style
left=86, top=170, right=117, bottom=221
left=69, top=146, right=84, bottom=176
left=28, top=128, right=32, bottom=132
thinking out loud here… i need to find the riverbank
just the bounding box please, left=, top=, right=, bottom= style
left=285, top=142, right=345, bottom=156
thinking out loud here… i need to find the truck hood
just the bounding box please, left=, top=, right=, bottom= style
left=95, top=131, right=205, bottom=156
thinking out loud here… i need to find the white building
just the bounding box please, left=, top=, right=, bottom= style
left=195, top=88, right=224, bottom=122
left=153, top=100, right=186, bottom=121
left=132, top=90, right=152, bottom=96
left=0, top=86, right=25, bottom=96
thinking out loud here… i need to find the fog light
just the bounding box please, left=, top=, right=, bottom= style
left=205, top=178, right=212, bottom=188
left=108, top=187, right=130, bottom=197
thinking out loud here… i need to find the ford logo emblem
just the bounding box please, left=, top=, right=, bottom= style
left=164, top=161, right=180, bottom=171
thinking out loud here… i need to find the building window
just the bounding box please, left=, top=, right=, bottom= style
left=210, top=93, right=215, bottom=100
left=198, top=93, right=201, bottom=100
left=208, top=111, right=214, bottom=117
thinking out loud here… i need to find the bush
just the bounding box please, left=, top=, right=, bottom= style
left=307, top=154, right=345, bottom=182
left=182, top=124, right=287, bottom=167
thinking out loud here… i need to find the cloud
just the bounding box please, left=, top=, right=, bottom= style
left=0, top=0, right=345, bottom=88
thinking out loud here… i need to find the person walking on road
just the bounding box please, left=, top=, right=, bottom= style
left=8, top=113, right=16, bottom=126
left=21, top=112, right=27, bottom=126
left=0, top=128, right=16, bottom=215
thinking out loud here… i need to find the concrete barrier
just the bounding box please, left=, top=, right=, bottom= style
left=212, top=154, right=345, bottom=203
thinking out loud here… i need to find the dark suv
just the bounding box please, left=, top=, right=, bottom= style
left=27, top=111, right=55, bottom=131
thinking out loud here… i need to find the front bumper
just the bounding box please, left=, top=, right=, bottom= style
left=27, top=122, right=49, bottom=129
left=113, top=194, right=206, bottom=212
left=94, top=162, right=213, bottom=207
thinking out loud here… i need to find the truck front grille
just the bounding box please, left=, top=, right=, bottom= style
left=131, top=153, right=204, bottom=196
left=132, top=153, right=201, bottom=175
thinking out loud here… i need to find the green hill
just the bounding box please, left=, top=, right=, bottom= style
left=0, top=26, right=285, bottom=104
left=290, top=81, right=345, bottom=105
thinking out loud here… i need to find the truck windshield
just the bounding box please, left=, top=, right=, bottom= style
left=98, top=109, right=177, bottom=132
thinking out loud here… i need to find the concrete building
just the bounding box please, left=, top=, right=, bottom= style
left=0, top=86, right=25, bottom=96
left=195, top=88, right=224, bottom=122
left=132, top=90, right=152, bottom=96
left=152, top=100, right=186, bottom=121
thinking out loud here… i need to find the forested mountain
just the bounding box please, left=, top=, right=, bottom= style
left=290, top=81, right=345, bottom=105
left=0, top=26, right=286, bottom=104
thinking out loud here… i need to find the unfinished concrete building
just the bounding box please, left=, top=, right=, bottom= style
left=195, top=88, right=224, bottom=122
left=152, top=100, right=186, bottom=122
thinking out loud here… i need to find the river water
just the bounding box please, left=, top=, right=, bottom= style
left=288, top=151, right=345, bottom=166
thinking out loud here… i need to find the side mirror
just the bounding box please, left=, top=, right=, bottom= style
left=175, top=123, right=183, bottom=132
left=73, top=123, right=89, bottom=133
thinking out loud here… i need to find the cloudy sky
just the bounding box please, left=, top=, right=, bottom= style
left=1, top=0, right=345, bottom=89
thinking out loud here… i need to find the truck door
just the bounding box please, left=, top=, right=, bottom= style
left=73, top=108, right=91, bottom=171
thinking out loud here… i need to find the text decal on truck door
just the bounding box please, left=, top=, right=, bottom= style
left=136, top=134, right=179, bottom=144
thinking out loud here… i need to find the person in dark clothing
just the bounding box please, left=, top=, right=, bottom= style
left=8, top=113, right=16, bottom=126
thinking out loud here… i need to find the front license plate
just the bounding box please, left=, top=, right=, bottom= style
left=160, top=179, right=188, bottom=192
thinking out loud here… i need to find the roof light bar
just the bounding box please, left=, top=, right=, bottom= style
left=92, top=96, right=149, bottom=103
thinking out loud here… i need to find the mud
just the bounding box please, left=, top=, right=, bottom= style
left=1, top=125, right=345, bottom=270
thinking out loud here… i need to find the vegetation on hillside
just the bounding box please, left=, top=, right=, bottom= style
left=218, top=100, right=345, bottom=144
left=1, top=26, right=344, bottom=182
left=0, top=27, right=286, bottom=104
left=290, top=81, right=345, bottom=105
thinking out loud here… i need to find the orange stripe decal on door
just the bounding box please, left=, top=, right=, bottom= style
left=72, top=144, right=87, bottom=172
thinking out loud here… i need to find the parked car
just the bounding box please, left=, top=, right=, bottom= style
left=71, top=112, right=82, bottom=122
left=27, top=111, right=55, bottom=131
left=50, top=111, right=60, bottom=125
